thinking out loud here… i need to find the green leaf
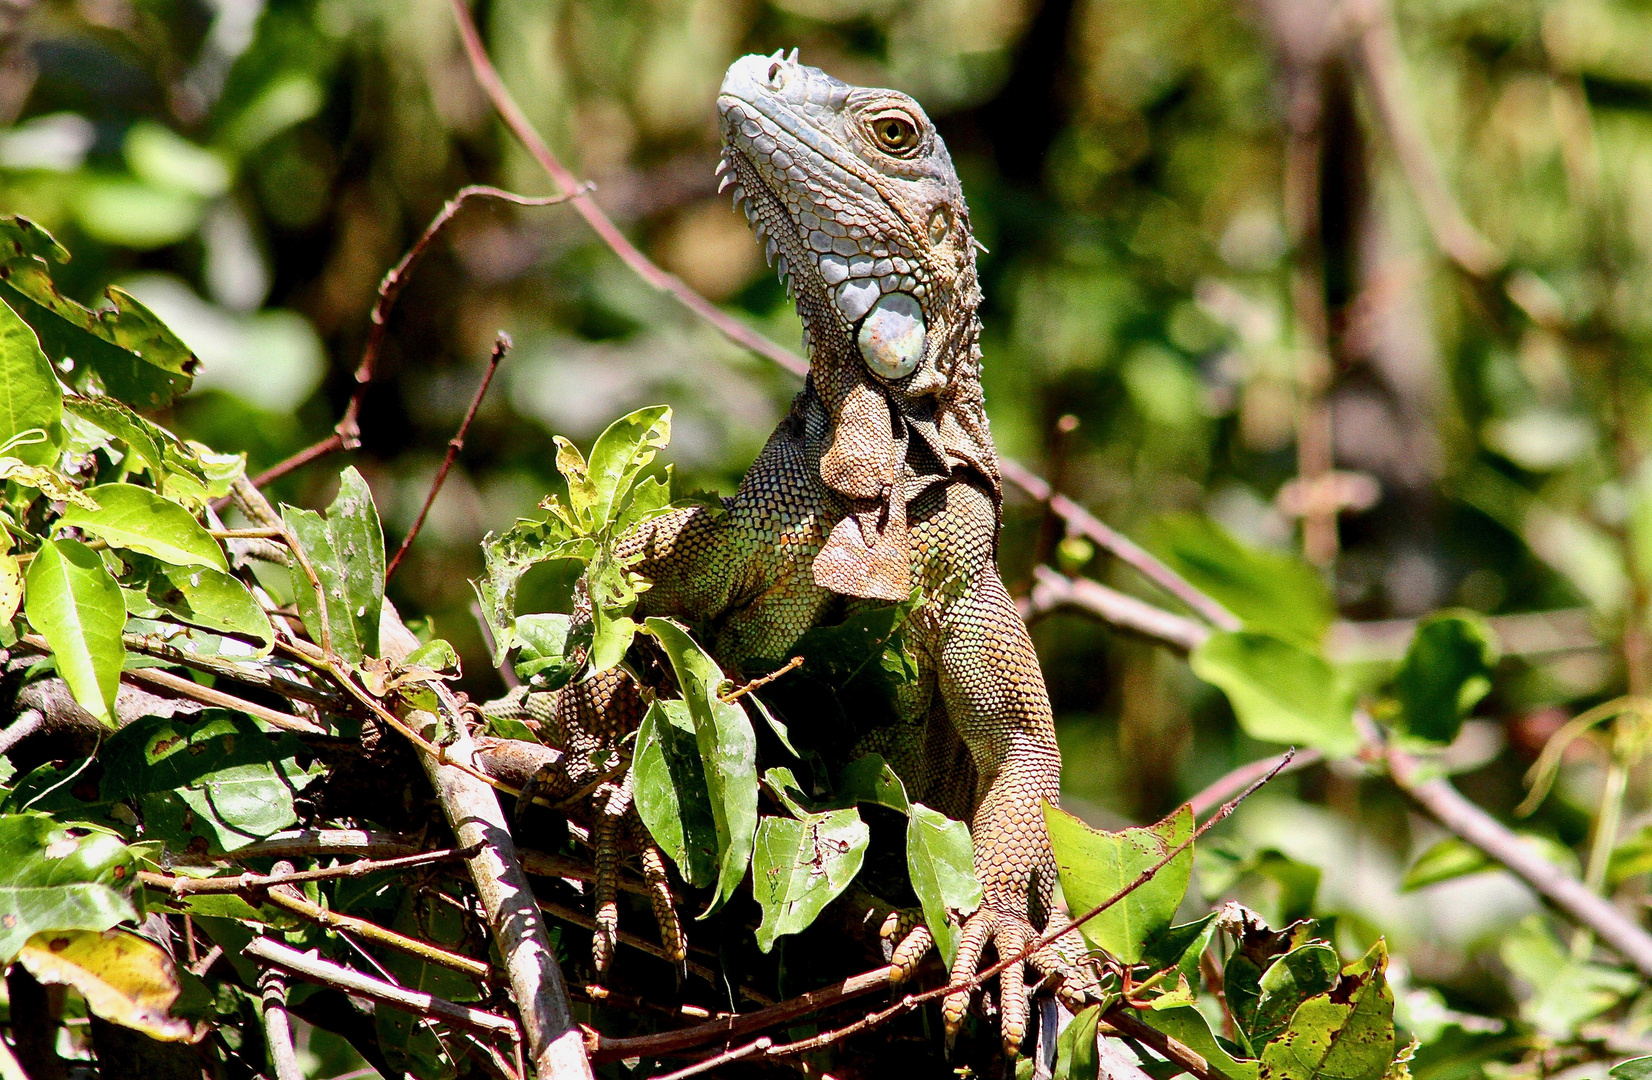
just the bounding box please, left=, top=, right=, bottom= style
left=1191, top=632, right=1358, bottom=757
left=644, top=618, right=758, bottom=914
left=1403, top=835, right=1576, bottom=892
left=1611, top=1058, right=1652, bottom=1080
left=1142, top=1006, right=1261, bottom=1080
left=0, top=813, right=138, bottom=964
left=1145, top=514, right=1333, bottom=647
left=1250, top=944, right=1342, bottom=1046
left=512, top=613, right=585, bottom=689
left=0, top=296, right=61, bottom=467
left=282, top=467, right=383, bottom=665
left=1045, top=802, right=1193, bottom=964
left=1500, top=916, right=1638, bottom=1038
left=752, top=807, right=869, bottom=951
left=0, top=220, right=199, bottom=408
left=1259, top=940, right=1395, bottom=1080
left=124, top=559, right=274, bottom=653
left=582, top=405, right=671, bottom=531
left=585, top=557, right=641, bottom=673
left=1054, top=1003, right=1102, bottom=1080
left=58, top=484, right=228, bottom=571
left=63, top=396, right=242, bottom=507
left=1141, top=913, right=1218, bottom=982
left=24, top=538, right=126, bottom=722
left=906, top=802, right=983, bottom=968
left=632, top=700, right=719, bottom=887
left=99, top=712, right=321, bottom=855
left=475, top=517, right=589, bottom=666
left=1609, top=826, right=1652, bottom=888
left=1391, top=613, right=1500, bottom=745
left=839, top=753, right=911, bottom=814
left=0, top=551, right=20, bottom=625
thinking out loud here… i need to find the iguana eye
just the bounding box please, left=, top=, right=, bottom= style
left=868, top=112, right=920, bottom=155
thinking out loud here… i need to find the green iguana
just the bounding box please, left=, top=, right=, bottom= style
left=491, top=50, right=1097, bottom=1055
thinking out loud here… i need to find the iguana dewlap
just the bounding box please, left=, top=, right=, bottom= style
left=511, top=51, right=1095, bottom=1057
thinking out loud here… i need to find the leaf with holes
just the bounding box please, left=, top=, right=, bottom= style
left=123, top=558, right=274, bottom=654
left=1259, top=940, right=1396, bottom=1080
left=753, top=808, right=868, bottom=951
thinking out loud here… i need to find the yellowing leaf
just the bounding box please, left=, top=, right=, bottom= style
left=19, top=928, right=193, bottom=1042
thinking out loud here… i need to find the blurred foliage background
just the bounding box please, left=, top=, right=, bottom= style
left=11, top=0, right=1652, bottom=1069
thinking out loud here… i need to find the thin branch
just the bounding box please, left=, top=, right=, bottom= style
left=386, top=332, right=513, bottom=582
left=1025, top=567, right=1212, bottom=654
left=244, top=937, right=517, bottom=1037
left=143, top=870, right=493, bottom=979
left=147, top=845, right=479, bottom=892
left=380, top=605, right=593, bottom=1079
left=236, top=186, right=578, bottom=498
left=224, top=830, right=428, bottom=863
left=1000, top=460, right=1242, bottom=631
left=587, top=965, right=894, bottom=1063
left=1386, top=742, right=1652, bottom=979
left=120, top=634, right=353, bottom=712
left=1189, top=749, right=1322, bottom=819
left=720, top=656, right=802, bottom=704
left=447, top=0, right=808, bottom=379
left=257, top=873, right=305, bottom=1080
left=654, top=1038, right=773, bottom=1080
left=1349, top=0, right=1504, bottom=280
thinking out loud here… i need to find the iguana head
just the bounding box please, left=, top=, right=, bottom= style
left=718, top=51, right=997, bottom=601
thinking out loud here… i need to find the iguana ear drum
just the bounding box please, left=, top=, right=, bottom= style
left=857, top=292, right=925, bottom=380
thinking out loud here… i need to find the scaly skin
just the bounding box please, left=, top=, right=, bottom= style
left=506, top=52, right=1097, bottom=1056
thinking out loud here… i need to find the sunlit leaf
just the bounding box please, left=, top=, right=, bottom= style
left=0, top=296, right=61, bottom=467
left=512, top=613, right=584, bottom=689
left=59, top=483, right=228, bottom=571
left=1054, top=1003, right=1101, bottom=1080
left=644, top=618, right=757, bottom=914
left=1501, top=916, right=1637, bottom=1038
left=0, top=813, right=138, bottom=964
left=583, top=405, right=671, bottom=531
left=282, top=467, right=383, bottom=665
left=633, top=699, right=718, bottom=888
left=24, top=538, right=126, bottom=722
left=1259, top=940, right=1395, bottom=1080
left=1046, top=802, right=1192, bottom=964
left=19, top=928, right=192, bottom=1041
left=123, top=558, right=274, bottom=653
left=1145, top=514, right=1333, bottom=647
left=1191, top=632, right=1358, bottom=757
left=907, top=802, right=982, bottom=968
left=752, top=807, right=868, bottom=951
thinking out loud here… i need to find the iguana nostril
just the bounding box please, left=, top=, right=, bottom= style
left=768, top=62, right=784, bottom=87
left=857, top=292, right=925, bottom=380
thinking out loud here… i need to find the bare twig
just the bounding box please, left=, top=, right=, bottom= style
left=257, top=871, right=305, bottom=1080
left=587, top=965, right=893, bottom=1063
left=146, top=845, right=478, bottom=892
left=236, top=186, right=577, bottom=497
left=1348, top=0, right=1504, bottom=280
left=14, top=635, right=330, bottom=737
left=655, top=1037, right=773, bottom=1080
left=1386, top=743, right=1652, bottom=979
left=386, top=332, right=513, bottom=582
left=380, top=605, right=593, bottom=1079
left=143, top=870, right=493, bottom=979
left=1188, top=749, right=1323, bottom=819
left=1025, top=567, right=1212, bottom=654
left=244, top=937, right=517, bottom=1037
left=447, top=0, right=807, bottom=379
left=1000, top=460, right=1242, bottom=631
left=721, top=655, right=802, bottom=703
left=226, top=830, right=428, bottom=863
left=1324, top=607, right=1598, bottom=663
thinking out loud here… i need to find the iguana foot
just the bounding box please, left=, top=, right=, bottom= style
left=942, top=908, right=1103, bottom=1060
left=631, top=818, right=687, bottom=971
left=879, top=908, right=934, bottom=982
